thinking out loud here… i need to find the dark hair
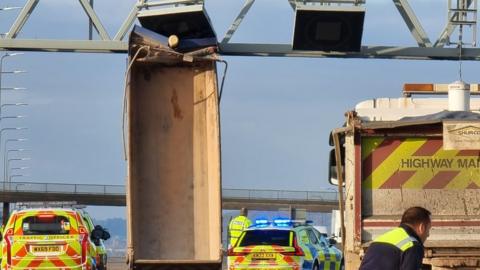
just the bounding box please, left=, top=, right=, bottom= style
left=401, top=206, right=431, bottom=226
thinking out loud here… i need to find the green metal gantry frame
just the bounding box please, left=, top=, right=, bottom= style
left=0, top=0, right=479, bottom=60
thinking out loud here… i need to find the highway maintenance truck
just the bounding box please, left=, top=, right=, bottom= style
left=125, top=23, right=222, bottom=270
left=330, top=82, right=480, bottom=270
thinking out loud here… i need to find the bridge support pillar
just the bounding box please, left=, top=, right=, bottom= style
left=2, top=202, right=10, bottom=225
left=282, top=207, right=307, bottom=220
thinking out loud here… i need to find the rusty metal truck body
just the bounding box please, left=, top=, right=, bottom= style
left=126, top=27, right=222, bottom=270
left=332, top=97, right=480, bottom=270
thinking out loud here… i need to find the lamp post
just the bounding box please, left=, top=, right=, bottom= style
left=9, top=174, right=28, bottom=182
left=4, top=149, right=28, bottom=182
left=9, top=166, right=28, bottom=183
left=0, top=127, right=27, bottom=145
left=0, top=87, right=26, bottom=90
left=0, top=50, right=25, bottom=225
left=0, top=7, right=22, bottom=11
left=5, top=157, right=29, bottom=189
left=0, top=115, right=25, bottom=121
left=0, top=128, right=27, bottom=157
left=0, top=70, right=26, bottom=74
left=8, top=165, right=29, bottom=183
left=2, top=139, right=28, bottom=182
left=0, top=53, right=24, bottom=118
left=0, top=103, right=28, bottom=116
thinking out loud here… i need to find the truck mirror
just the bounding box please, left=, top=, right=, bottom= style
left=329, top=149, right=345, bottom=186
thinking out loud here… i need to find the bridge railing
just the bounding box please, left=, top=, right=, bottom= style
left=0, top=181, right=126, bottom=195
left=0, top=181, right=339, bottom=202
left=222, top=188, right=338, bottom=202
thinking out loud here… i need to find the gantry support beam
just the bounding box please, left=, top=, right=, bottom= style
left=3, top=39, right=480, bottom=61
left=393, top=0, right=432, bottom=47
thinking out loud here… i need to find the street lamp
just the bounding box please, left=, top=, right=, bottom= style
left=0, top=7, right=22, bottom=11
left=0, top=53, right=24, bottom=115
left=8, top=167, right=30, bottom=184
left=0, top=116, right=25, bottom=121
left=2, top=138, right=28, bottom=181
left=0, top=87, right=26, bottom=90
left=5, top=158, right=29, bottom=186
left=0, top=127, right=27, bottom=144
left=5, top=149, right=29, bottom=183
left=1, top=103, right=28, bottom=110
left=9, top=174, right=29, bottom=182
left=8, top=166, right=29, bottom=183
left=0, top=103, right=28, bottom=118
left=0, top=128, right=27, bottom=153
left=0, top=70, right=26, bottom=74
left=8, top=166, right=29, bottom=184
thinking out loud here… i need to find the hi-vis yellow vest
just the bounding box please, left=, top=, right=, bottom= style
left=229, top=216, right=252, bottom=246
left=374, top=227, right=418, bottom=251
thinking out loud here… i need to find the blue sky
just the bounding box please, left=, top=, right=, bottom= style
left=1, top=0, right=480, bottom=218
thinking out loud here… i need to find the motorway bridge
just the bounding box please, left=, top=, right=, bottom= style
left=0, top=181, right=339, bottom=212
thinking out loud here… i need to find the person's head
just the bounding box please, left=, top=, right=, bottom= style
left=401, top=206, right=432, bottom=243
left=240, top=208, right=248, bottom=217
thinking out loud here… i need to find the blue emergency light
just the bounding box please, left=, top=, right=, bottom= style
left=273, top=218, right=291, bottom=224
left=255, top=219, right=269, bottom=225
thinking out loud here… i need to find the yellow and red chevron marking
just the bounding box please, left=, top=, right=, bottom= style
left=362, top=137, right=480, bottom=189
left=1, top=209, right=91, bottom=270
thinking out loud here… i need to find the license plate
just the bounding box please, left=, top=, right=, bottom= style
left=252, top=252, right=275, bottom=259
left=31, top=245, right=61, bottom=254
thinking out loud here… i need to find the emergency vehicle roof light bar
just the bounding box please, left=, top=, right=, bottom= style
left=403, top=83, right=480, bottom=97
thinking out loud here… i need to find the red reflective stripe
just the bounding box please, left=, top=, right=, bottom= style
left=413, top=139, right=442, bottom=156
left=27, top=258, right=43, bottom=268
left=467, top=182, right=480, bottom=189
left=283, top=255, right=294, bottom=263
left=362, top=139, right=404, bottom=180
left=66, top=246, right=79, bottom=257
left=13, top=247, right=27, bottom=258
left=379, top=171, right=416, bottom=189
left=423, top=171, right=460, bottom=189
left=51, top=257, right=67, bottom=267
left=456, top=150, right=480, bottom=156
left=234, top=256, right=244, bottom=264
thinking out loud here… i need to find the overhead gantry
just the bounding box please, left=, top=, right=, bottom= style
left=0, top=0, right=479, bottom=60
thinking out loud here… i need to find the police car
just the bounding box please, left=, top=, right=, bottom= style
left=227, top=219, right=343, bottom=270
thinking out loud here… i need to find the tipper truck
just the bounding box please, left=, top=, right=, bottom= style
left=125, top=25, right=223, bottom=270
left=330, top=82, right=480, bottom=270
